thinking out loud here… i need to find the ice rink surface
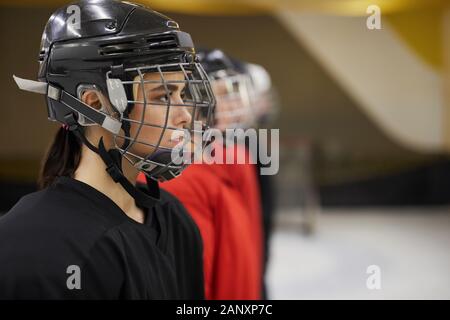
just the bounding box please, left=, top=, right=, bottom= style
left=267, top=207, right=450, bottom=299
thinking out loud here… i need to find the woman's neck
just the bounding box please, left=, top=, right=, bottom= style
left=73, top=144, right=145, bottom=223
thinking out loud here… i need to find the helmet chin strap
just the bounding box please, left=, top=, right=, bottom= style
left=64, top=113, right=160, bottom=208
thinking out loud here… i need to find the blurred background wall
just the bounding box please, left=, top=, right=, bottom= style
left=1, top=0, right=450, bottom=210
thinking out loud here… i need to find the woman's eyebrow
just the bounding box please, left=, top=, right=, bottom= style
left=150, top=84, right=180, bottom=92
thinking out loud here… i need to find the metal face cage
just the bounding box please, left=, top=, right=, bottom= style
left=105, top=62, right=216, bottom=181
left=209, top=70, right=255, bottom=130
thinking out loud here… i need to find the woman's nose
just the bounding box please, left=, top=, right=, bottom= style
left=170, top=95, right=192, bottom=128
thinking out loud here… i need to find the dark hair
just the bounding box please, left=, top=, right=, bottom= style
left=38, top=127, right=82, bottom=189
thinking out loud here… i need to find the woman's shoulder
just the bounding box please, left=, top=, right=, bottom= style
left=0, top=188, right=54, bottom=227
left=1, top=179, right=125, bottom=229
left=0, top=185, right=126, bottom=265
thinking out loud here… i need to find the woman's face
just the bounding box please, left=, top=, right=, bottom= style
left=122, top=71, right=193, bottom=158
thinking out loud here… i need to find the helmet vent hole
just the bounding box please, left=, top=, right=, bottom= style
left=99, top=35, right=177, bottom=57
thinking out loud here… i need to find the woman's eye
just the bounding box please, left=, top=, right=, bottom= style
left=158, top=92, right=171, bottom=103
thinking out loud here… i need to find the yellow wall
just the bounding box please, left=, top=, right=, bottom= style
left=444, top=7, right=450, bottom=151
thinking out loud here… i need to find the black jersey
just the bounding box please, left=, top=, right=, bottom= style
left=0, top=176, right=204, bottom=299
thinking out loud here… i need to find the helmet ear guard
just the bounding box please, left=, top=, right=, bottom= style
left=106, top=78, right=128, bottom=114
left=76, top=84, right=123, bottom=127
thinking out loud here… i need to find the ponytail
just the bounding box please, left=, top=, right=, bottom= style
left=38, top=127, right=82, bottom=189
